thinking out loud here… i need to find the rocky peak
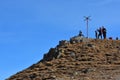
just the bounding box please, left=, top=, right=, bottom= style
left=7, top=37, right=120, bottom=80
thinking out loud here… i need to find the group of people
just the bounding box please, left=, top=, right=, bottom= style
left=95, top=26, right=107, bottom=39
left=78, top=26, right=107, bottom=39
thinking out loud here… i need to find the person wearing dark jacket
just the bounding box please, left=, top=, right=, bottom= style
left=95, top=29, right=98, bottom=39
left=98, top=27, right=102, bottom=39
left=102, top=26, right=107, bottom=39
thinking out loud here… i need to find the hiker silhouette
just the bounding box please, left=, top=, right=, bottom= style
left=79, top=31, right=84, bottom=37
left=98, top=27, right=102, bottom=39
left=102, top=26, right=107, bottom=39
left=95, top=29, right=98, bottom=39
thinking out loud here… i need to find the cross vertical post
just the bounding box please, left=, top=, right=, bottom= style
left=84, top=16, right=91, bottom=38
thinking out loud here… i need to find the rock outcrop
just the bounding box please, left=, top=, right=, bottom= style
left=7, top=37, right=120, bottom=80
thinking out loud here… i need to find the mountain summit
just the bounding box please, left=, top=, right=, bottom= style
left=7, top=36, right=120, bottom=80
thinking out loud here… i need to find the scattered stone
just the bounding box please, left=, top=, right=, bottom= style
left=87, top=43, right=93, bottom=47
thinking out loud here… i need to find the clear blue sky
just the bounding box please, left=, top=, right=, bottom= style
left=0, top=0, right=120, bottom=79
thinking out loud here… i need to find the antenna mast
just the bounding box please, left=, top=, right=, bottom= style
left=84, top=16, right=91, bottom=38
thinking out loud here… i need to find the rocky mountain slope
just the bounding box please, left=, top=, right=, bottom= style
left=7, top=37, right=120, bottom=80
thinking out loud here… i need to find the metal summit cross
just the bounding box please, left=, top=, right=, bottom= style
left=84, top=16, right=91, bottom=38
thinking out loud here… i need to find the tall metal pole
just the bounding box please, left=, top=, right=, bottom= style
left=87, top=19, right=88, bottom=38
left=84, top=16, right=91, bottom=38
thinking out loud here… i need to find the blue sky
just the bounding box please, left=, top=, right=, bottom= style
left=0, top=0, right=120, bottom=79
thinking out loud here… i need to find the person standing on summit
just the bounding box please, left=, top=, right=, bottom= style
left=102, top=26, right=107, bottom=39
left=95, top=29, right=98, bottom=39
left=79, top=30, right=84, bottom=37
left=98, top=27, right=102, bottom=39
